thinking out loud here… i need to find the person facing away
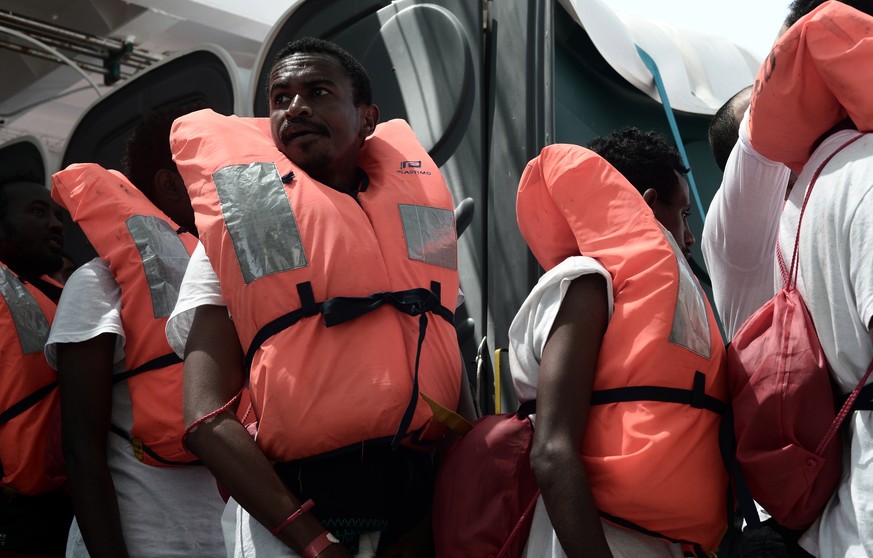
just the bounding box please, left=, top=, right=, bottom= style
left=0, top=176, right=72, bottom=555
left=509, top=134, right=728, bottom=558
left=586, top=127, right=695, bottom=261
left=700, top=0, right=870, bottom=343
left=701, top=3, right=868, bottom=556
left=44, top=104, right=226, bottom=558
left=166, top=37, right=475, bottom=558
left=746, top=1, right=873, bottom=556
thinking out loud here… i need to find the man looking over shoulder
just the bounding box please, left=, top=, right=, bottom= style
left=0, top=177, right=71, bottom=555
left=167, top=37, right=474, bottom=557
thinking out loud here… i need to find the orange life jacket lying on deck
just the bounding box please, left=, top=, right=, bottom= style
left=52, top=164, right=198, bottom=466
left=516, top=144, right=729, bottom=553
left=0, top=263, right=64, bottom=495
left=171, top=110, right=461, bottom=462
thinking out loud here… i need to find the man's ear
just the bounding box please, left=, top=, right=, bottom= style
left=154, top=169, right=185, bottom=201
left=642, top=188, right=658, bottom=208
left=359, top=104, right=380, bottom=138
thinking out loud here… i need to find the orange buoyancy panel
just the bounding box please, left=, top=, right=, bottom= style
left=0, top=263, right=64, bottom=495
left=171, top=110, right=461, bottom=461
left=748, top=1, right=873, bottom=174
left=52, top=164, right=198, bottom=466
left=516, top=144, right=728, bottom=552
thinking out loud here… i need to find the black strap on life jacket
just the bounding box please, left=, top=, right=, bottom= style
left=107, top=352, right=193, bottom=465
left=590, top=371, right=725, bottom=415
left=523, top=373, right=724, bottom=556
left=111, top=352, right=183, bottom=384
left=107, top=423, right=200, bottom=466
left=0, top=381, right=58, bottom=425
left=243, top=280, right=454, bottom=448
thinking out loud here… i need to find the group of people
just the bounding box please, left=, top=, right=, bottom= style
left=0, top=0, right=872, bottom=557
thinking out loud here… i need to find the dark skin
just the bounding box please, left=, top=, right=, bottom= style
left=643, top=173, right=695, bottom=261
left=530, top=273, right=611, bottom=558
left=186, top=51, right=476, bottom=556
left=268, top=52, right=378, bottom=193
left=57, top=333, right=130, bottom=558
left=0, top=181, right=64, bottom=281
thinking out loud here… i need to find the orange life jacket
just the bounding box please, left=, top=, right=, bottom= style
left=0, top=263, right=65, bottom=495
left=171, top=110, right=461, bottom=462
left=516, top=144, right=729, bottom=552
left=748, top=1, right=873, bottom=173
left=51, top=164, right=199, bottom=466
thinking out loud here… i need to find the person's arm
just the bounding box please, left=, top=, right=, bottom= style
left=530, top=273, right=611, bottom=558
left=183, top=304, right=351, bottom=556
left=57, top=333, right=130, bottom=558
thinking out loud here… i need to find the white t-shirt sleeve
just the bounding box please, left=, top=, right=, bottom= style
left=701, top=109, right=791, bottom=340
left=165, top=242, right=227, bottom=357
left=44, top=258, right=125, bottom=370
left=849, top=186, right=873, bottom=330
left=508, top=256, right=614, bottom=405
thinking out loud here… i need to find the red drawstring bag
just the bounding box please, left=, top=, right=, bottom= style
left=433, top=402, right=540, bottom=558
left=727, top=134, right=873, bottom=530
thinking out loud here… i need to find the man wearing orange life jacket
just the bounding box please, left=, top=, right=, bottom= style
left=45, top=106, right=225, bottom=558
left=167, top=37, right=475, bottom=558
left=745, top=3, right=873, bottom=556
left=510, top=130, right=728, bottom=558
left=0, top=176, right=72, bottom=555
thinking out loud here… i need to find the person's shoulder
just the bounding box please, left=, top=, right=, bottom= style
left=62, top=257, right=118, bottom=298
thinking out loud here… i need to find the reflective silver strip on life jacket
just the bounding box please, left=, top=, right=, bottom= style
left=212, top=163, right=307, bottom=285
left=126, top=215, right=191, bottom=318
left=398, top=204, right=457, bottom=270
left=0, top=266, right=50, bottom=354
left=660, top=226, right=711, bottom=359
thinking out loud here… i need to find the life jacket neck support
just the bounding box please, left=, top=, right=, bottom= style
left=51, top=163, right=198, bottom=467
left=0, top=262, right=63, bottom=495
left=516, top=144, right=728, bottom=552
left=748, top=1, right=873, bottom=173
left=171, top=111, right=462, bottom=462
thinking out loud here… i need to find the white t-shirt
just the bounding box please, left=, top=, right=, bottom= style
left=44, top=258, right=226, bottom=558
left=166, top=242, right=226, bottom=357
left=777, top=131, right=873, bottom=558
left=701, top=109, right=791, bottom=341
left=508, top=257, right=683, bottom=558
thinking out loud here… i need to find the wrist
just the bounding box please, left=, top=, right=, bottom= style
left=270, top=498, right=316, bottom=536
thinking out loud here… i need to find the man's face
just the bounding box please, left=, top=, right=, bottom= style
left=0, top=181, right=64, bottom=280
left=268, top=52, right=376, bottom=189
left=652, top=173, right=695, bottom=261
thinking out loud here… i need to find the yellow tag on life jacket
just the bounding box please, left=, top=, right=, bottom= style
left=131, top=437, right=144, bottom=462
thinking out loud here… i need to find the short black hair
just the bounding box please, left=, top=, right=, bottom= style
left=271, top=37, right=373, bottom=107
left=786, top=0, right=873, bottom=26
left=122, top=101, right=205, bottom=196
left=0, top=172, right=43, bottom=221
left=709, top=86, right=752, bottom=171
left=587, top=127, right=689, bottom=203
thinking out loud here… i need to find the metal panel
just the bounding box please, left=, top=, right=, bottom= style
left=486, top=0, right=555, bottom=412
